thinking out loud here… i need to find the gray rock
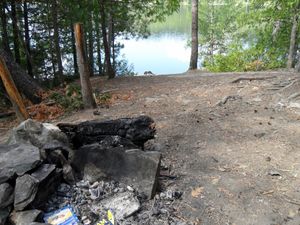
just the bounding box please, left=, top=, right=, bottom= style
left=8, top=119, right=69, bottom=149
left=10, top=209, right=42, bottom=225
left=72, top=144, right=161, bottom=198
left=100, top=192, right=140, bottom=219
left=0, top=183, right=14, bottom=209
left=0, top=207, right=11, bottom=225
left=0, top=144, right=41, bottom=184
left=31, top=164, right=56, bottom=182
left=31, top=165, right=62, bottom=208
left=14, top=174, right=39, bottom=211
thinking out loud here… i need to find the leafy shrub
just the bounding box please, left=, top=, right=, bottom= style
left=49, top=83, right=83, bottom=111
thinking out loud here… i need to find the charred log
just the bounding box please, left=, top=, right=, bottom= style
left=58, top=116, right=156, bottom=148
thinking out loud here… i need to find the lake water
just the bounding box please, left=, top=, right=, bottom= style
left=119, top=4, right=191, bottom=75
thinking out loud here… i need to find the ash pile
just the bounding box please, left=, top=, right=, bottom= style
left=0, top=116, right=183, bottom=225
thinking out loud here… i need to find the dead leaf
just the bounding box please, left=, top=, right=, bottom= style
left=191, top=187, right=204, bottom=198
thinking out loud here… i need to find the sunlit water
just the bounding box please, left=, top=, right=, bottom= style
left=119, top=4, right=191, bottom=75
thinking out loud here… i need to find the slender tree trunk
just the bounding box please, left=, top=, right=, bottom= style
left=11, top=0, right=21, bottom=64
left=71, top=23, right=78, bottom=76
left=74, top=23, right=96, bottom=109
left=287, top=5, right=299, bottom=69
left=52, top=0, right=63, bottom=83
left=100, top=0, right=115, bottom=79
left=88, top=16, right=94, bottom=76
left=189, top=0, right=199, bottom=70
left=95, top=19, right=103, bottom=75
left=23, top=0, right=33, bottom=77
left=0, top=1, right=10, bottom=52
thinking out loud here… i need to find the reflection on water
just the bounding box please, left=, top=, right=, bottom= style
left=119, top=4, right=191, bottom=75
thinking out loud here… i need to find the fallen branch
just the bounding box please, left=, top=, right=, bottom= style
left=0, top=111, right=15, bottom=118
left=231, top=76, right=276, bottom=83
left=287, top=92, right=300, bottom=101
left=279, top=79, right=299, bottom=92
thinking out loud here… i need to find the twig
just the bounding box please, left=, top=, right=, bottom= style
left=282, top=195, right=300, bottom=206
left=287, top=92, right=300, bottom=101
left=215, top=95, right=242, bottom=106
left=0, top=111, right=15, bottom=118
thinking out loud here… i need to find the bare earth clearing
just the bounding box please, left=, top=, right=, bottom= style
left=3, top=71, right=300, bottom=225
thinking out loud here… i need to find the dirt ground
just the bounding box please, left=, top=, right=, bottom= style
left=2, top=71, right=300, bottom=224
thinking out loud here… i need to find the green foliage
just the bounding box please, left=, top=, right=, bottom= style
left=116, top=59, right=136, bottom=77
left=49, top=83, right=83, bottom=111
left=202, top=0, right=300, bottom=72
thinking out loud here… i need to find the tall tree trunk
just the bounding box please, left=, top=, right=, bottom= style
left=95, top=18, right=103, bottom=75
left=11, top=0, right=21, bottom=64
left=287, top=5, right=299, bottom=69
left=0, top=1, right=10, bottom=52
left=52, top=0, right=63, bottom=84
left=23, top=0, right=33, bottom=77
left=74, top=23, right=96, bottom=109
left=88, top=16, right=94, bottom=76
left=99, top=0, right=115, bottom=79
left=71, top=23, right=78, bottom=76
left=0, top=49, right=42, bottom=104
left=189, top=0, right=199, bottom=70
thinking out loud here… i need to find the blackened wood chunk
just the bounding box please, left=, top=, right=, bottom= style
left=58, top=116, right=156, bottom=148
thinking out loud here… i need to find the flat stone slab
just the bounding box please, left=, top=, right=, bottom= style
left=0, top=144, right=41, bottom=184
left=14, top=175, right=39, bottom=211
left=0, top=183, right=14, bottom=209
left=72, top=144, right=161, bottom=198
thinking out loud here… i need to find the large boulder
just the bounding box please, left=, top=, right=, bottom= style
left=0, top=183, right=14, bottom=209
left=72, top=144, right=161, bottom=198
left=0, top=144, right=41, bottom=184
left=8, top=119, right=69, bottom=149
left=58, top=116, right=156, bottom=148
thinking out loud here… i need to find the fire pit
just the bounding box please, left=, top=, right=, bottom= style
left=0, top=117, right=182, bottom=225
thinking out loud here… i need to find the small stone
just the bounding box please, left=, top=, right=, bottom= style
left=90, top=181, right=99, bottom=189
left=89, top=188, right=99, bottom=200
left=266, top=157, right=271, bottom=162
left=127, top=186, right=134, bottom=192
left=83, top=219, right=91, bottom=225
left=76, top=180, right=90, bottom=189
left=268, top=170, right=281, bottom=176
left=100, top=192, right=140, bottom=219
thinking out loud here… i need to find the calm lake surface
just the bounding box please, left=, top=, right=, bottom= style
left=119, top=4, right=191, bottom=75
